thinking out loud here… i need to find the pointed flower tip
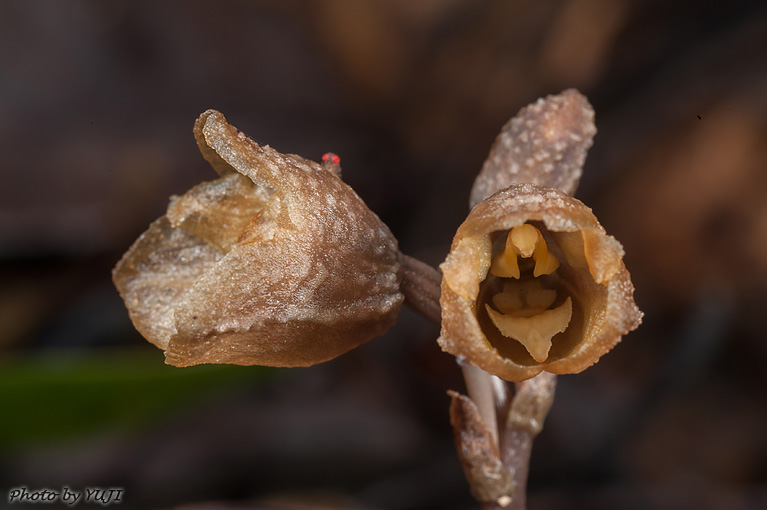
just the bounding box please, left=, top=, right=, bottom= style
left=470, top=89, right=596, bottom=205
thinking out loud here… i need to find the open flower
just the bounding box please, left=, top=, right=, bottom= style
left=439, top=184, right=641, bottom=381
left=113, top=110, right=403, bottom=367
left=438, top=90, right=641, bottom=382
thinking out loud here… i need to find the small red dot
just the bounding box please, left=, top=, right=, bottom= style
left=322, top=152, right=340, bottom=165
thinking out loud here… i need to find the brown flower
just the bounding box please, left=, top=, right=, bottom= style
left=439, top=183, right=641, bottom=382
left=437, top=90, right=640, bottom=382
left=113, top=110, right=403, bottom=367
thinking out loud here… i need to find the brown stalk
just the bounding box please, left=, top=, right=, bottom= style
left=400, top=252, right=555, bottom=510
left=399, top=252, right=442, bottom=325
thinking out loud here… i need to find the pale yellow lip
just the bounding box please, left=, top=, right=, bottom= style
left=486, top=297, right=573, bottom=363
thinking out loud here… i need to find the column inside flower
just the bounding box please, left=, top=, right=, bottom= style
left=478, top=223, right=574, bottom=364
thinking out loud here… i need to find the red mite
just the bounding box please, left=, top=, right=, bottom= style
left=322, top=152, right=341, bottom=165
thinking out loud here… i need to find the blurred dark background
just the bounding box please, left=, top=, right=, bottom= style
left=1, top=1, right=765, bottom=509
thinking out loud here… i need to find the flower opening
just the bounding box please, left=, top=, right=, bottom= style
left=439, top=184, right=641, bottom=382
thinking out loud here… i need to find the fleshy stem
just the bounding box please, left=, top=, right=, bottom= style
left=400, top=250, right=556, bottom=510
left=399, top=253, right=442, bottom=325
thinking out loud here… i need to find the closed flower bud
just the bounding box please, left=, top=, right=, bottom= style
left=438, top=183, right=641, bottom=382
left=113, top=110, right=403, bottom=367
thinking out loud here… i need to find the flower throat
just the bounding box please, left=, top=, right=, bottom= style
left=484, top=223, right=572, bottom=363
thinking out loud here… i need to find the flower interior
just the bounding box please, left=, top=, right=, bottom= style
left=477, top=223, right=594, bottom=365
